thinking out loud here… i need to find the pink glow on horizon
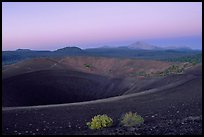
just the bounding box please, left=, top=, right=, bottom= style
left=2, top=2, right=202, bottom=50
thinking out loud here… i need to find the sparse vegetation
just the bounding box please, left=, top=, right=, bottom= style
left=162, top=65, right=184, bottom=75
left=161, top=53, right=202, bottom=64
left=120, top=112, right=144, bottom=127
left=131, top=62, right=195, bottom=78
left=136, top=71, right=146, bottom=76
left=86, top=114, right=113, bottom=130
left=84, top=63, right=92, bottom=68
left=131, top=71, right=149, bottom=77
left=152, top=65, right=185, bottom=77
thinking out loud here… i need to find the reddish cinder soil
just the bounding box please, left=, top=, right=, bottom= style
left=2, top=56, right=172, bottom=79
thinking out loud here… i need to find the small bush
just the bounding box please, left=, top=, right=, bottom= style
left=120, top=112, right=144, bottom=127
left=84, top=63, right=92, bottom=68
left=86, top=114, right=113, bottom=130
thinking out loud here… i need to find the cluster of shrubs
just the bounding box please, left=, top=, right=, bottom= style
left=132, top=64, right=190, bottom=78
left=86, top=112, right=144, bottom=130
left=159, top=65, right=184, bottom=76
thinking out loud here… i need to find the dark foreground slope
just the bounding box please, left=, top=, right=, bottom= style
left=2, top=70, right=128, bottom=107
left=2, top=64, right=202, bottom=135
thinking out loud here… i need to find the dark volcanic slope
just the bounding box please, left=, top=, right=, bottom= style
left=2, top=56, right=174, bottom=107
left=3, top=70, right=130, bottom=107
left=2, top=56, right=184, bottom=107
left=2, top=64, right=202, bottom=135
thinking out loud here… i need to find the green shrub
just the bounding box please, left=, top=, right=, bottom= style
left=120, top=112, right=144, bottom=127
left=86, top=114, right=113, bottom=130
left=84, top=63, right=92, bottom=68
left=192, top=60, right=197, bottom=65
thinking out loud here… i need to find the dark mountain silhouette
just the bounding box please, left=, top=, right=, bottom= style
left=16, top=49, right=33, bottom=52
left=55, top=47, right=84, bottom=53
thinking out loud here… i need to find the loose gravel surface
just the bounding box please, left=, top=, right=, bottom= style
left=2, top=65, right=202, bottom=135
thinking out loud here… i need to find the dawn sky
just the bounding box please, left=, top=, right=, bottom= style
left=2, top=2, right=202, bottom=50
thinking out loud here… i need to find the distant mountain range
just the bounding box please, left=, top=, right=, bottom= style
left=5, top=41, right=193, bottom=52
left=99, top=41, right=192, bottom=51
left=2, top=42, right=201, bottom=65
left=126, top=41, right=161, bottom=50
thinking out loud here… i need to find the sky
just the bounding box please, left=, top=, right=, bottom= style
left=2, top=2, right=202, bottom=51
